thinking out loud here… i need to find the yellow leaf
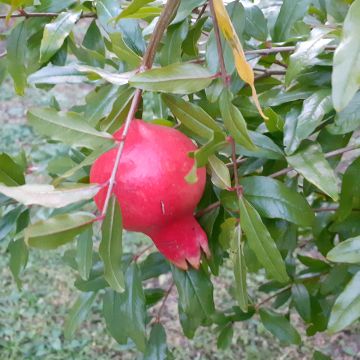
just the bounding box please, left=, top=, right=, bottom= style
left=213, top=0, right=268, bottom=120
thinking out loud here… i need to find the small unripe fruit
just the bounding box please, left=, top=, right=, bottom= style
left=90, top=120, right=210, bottom=269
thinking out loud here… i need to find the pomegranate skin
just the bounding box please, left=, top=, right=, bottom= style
left=90, top=119, right=210, bottom=269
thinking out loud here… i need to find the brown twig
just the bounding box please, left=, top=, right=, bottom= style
left=194, top=3, right=208, bottom=24
left=101, top=0, right=181, bottom=216
left=209, top=0, right=229, bottom=87
left=255, top=69, right=287, bottom=81
left=245, top=45, right=337, bottom=56
left=0, top=11, right=96, bottom=19
left=195, top=201, right=221, bottom=218
left=156, top=281, right=175, bottom=323
left=255, top=285, right=292, bottom=311
left=229, top=137, right=243, bottom=198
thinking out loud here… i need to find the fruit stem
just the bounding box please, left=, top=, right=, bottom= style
left=100, top=0, right=181, bottom=217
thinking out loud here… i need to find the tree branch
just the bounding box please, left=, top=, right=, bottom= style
left=100, top=0, right=181, bottom=216
left=156, top=281, right=175, bottom=323
left=245, top=45, right=337, bottom=56
left=209, top=0, right=229, bottom=87
left=0, top=11, right=96, bottom=19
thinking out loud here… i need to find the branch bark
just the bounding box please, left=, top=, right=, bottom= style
left=100, top=0, right=180, bottom=216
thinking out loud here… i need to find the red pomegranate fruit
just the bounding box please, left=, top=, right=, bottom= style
left=90, top=119, right=210, bottom=270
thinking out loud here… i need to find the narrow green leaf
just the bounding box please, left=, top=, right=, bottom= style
left=0, top=207, right=23, bottom=241
left=100, top=196, right=125, bottom=293
left=328, top=271, right=360, bottom=333
left=171, top=266, right=215, bottom=338
left=144, top=323, right=169, bottom=360
left=291, top=283, right=311, bottom=322
left=286, top=28, right=333, bottom=86
left=130, top=64, right=213, bottom=95
left=160, top=21, right=189, bottom=66
left=0, top=153, right=25, bottom=186
left=259, top=309, right=301, bottom=345
left=327, top=236, right=360, bottom=264
left=162, top=94, right=222, bottom=138
left=286, top=142, right=339, bottom=201
left=76, top=228, right=93, bottom=280
left=220, top=89, right=257, bottom=151
left=239, top=197, right=289, bottom=283
left=273, top=0, right=310, bottom=42
left=332, top=0, right=360, bottom=111
left=25, top=212, right=95, bottom=250
left=172, top=0, right=205, bottom=24
left=217, top=323, right=234, bottom=350
left=140, top=252, right=170, bottom=281
left=103, top=264, right=146, bottom=350
left=208, top=155, right=231, bottom=190
left=28, top=64, right=87, bottom=84
left=28, top=108, right=114, bottom=150
left=0, top=183, right=101, bottom=208
left=182, top=17, right=207, bottom=57
left=240, top=176, right=315, bottom=227
left=285, top=89, right=333, bottom=155
left=244, top=3, right=268, bottom=41
left=83, top=20, right=105, bottom=55
left=336, top=157, right=360, bottom=221
left=64, top=292, right=96, bottom=339
left=40, top=10, right=81, bottom=64
left=8, top=238, right=28, bottom=289
left=6, top=21, right=27, bottom=95
left=107, top=33, right=142, bottom=66
left=115, top=0, right=154, bottom=20
left=230, top=224, right=248, bottom=312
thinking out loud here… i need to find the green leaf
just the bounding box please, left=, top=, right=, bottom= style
left=286, top=28, right=333, bottom=86
left=332, top=0, right=360, bottom=111
left=264, top=108, right=284, bottom=133
left=0, top=207, right=23, bottom=241
left=84, top=85, right=120, bottom=126
left=172, top=0, right=205, bottom=24
left=140, top=252, right=170, bottom=281
left=272, top=0, right=310, bottom=42
left=230, top=224, right=248, bottom=312
left=239, top=197, right=289, bottom=283
left=28, top=64, right=87, bottom=84
left=100, top=196, right=125, bottom=293
left=0, top=153, right=25, bottom=186
left=0, top=183, right=101, bottom=208
left=162, top=94, right=222, bottom=139
left=291, top=283, right=311, bottom=322
left=286, top=142, right=339, bottom=201
left=76, top=228, right=93, bottom=280
left=327, top=92, right=360, bottom=135
left=208, top=155, right=231, bottom=190
left=115, top=0, right=154, bottom=21
left=171, top=266, right=215, bottom=338
left=25, top=212, right=95, bottom=250
left=327, top=236, right=360, bottom=264
left=96, top=0, right=145, bottom=55
left=182, top=17, right=207, bottom=57
left=220, top=89, right=257, bottom=151
left=217, top=323, right=234, bottom=350
left=160, top=21, right=189, bottom=66
left=6, top=21, right=27, bottom=95
left=130, top=64, right=213, bottom=95
left=83, top=20, right=105, bottom=56
left=40, top=10, right=81, bottom=64
left=244, top=3, right=268, bottom=41
left=328, top=271, right=360, bottom=333
left=144, top=323, right=169, bottom=360
left=240, top=176, right=314, bottom=227
left=64, top=292, right=96, bottom=339
left=75, top=65, right=133, bottom=85
left=8, top=238, right=28, bottom=289
left=259, top=309, right=301, bottom=345
left=103, top=264, right=146, bottom=350
left=107, top=33, right=142, bottom=67
left=336, top=157, right=360, bottom=221
left=28, top=108, right=114, bottom=150
left=285, top=89, right=333, bottom=155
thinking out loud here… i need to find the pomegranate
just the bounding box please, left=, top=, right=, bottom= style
left=90, top=119, right=210, bottom=270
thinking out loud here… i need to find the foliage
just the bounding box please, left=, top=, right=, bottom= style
left=1, top=0, right=360, bottom=358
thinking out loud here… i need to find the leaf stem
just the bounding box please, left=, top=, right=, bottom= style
left=156, top=281, right=175, bottom=323
left=100, top=0, right=181, bottom=216
left=209, top=0, right=230, bottom=87
left=0, top=11, right=96, bottom=19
